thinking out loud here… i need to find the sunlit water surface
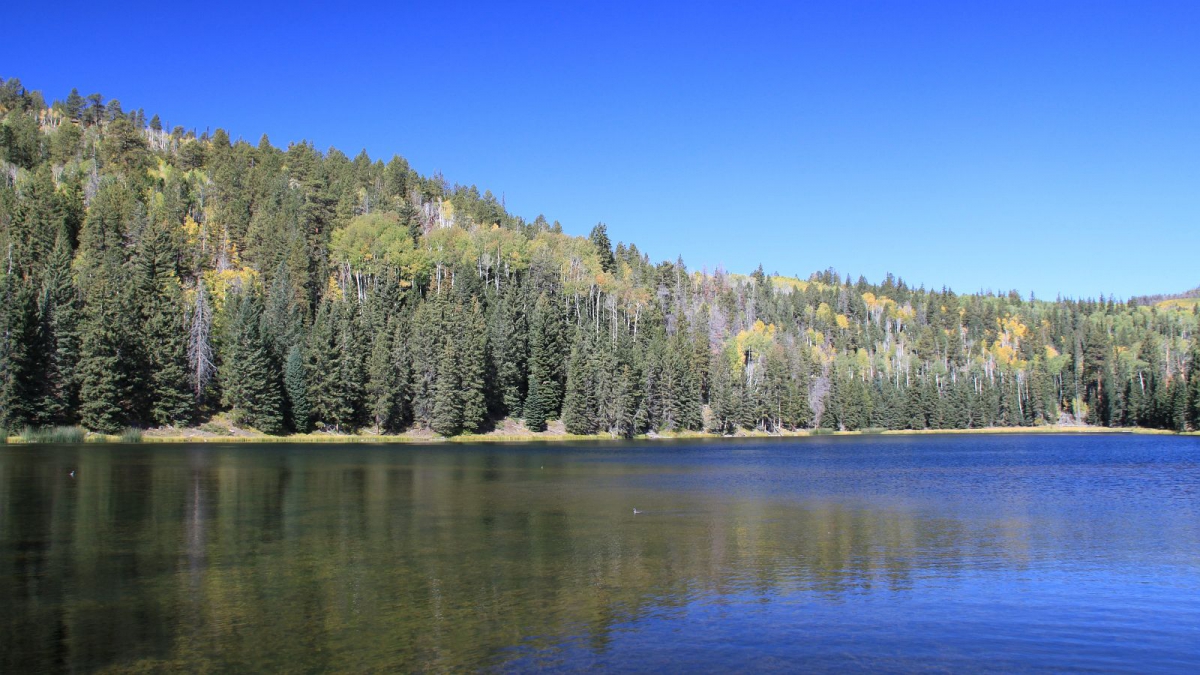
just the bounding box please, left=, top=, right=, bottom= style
left=2, top=434, right=1199, bottom=672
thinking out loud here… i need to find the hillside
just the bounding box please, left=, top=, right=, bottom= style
left=2, top=76, right=1199, bottom=436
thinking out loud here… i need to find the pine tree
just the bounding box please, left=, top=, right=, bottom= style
left=10, top=168, right=61, bottom=278
left=431, top=340, right=463, bottom=436
left=333, top=300, right=366, bottom=429
left=284, top=344, right=310, bottom=433
left=262, top=261, right=303, bottom=360
left=589, top=223, right=616, bottom=273
left=562, top=332, right=598, bottom=434
left=136, top=219, right=192, bottom=425
left=75, top=180, right=142, bottom=433
left=407, top=299, right=443, bottom=426
left=77, top=286, right=133, bottom=433
left=707, top=348, right=738, bottom=434
left=488, top=286, right=527, bottom=417
left=1190, top=341, right=1200, bottom=431
left=219, top=289, right=285, bottom=434
left=305, top=300, right=337, bottom=429
left=524, top=293, right=563, bottom=432
left=0, top=280, right=41, bottom=430
left=459, top=300, right=489, bottom=433
left=390, top=315, right=413, bottom=429
left=1168, top=376, right=1188, bottom=432
left=663, top=325, right=702, bottom=431
left=366, top=326, right=397, bottom=431
left=35, top=231, right=80, bottom=425
left=64, top=88, right=84, bottom=121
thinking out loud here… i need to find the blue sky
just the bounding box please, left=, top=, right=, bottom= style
left=4, top=1, right=1198, bottom=299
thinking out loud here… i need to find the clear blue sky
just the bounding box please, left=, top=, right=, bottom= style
left=5, top=1, right=1198, bottom=299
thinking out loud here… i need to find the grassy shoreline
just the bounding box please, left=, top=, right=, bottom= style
left=3, top=423, right=1192, bottom=445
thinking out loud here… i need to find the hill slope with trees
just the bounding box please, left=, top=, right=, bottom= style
left=2, top=77, right=1198, bottom=437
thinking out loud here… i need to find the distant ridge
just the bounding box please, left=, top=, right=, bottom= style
left=1130, top=287, right=1200, bottom=307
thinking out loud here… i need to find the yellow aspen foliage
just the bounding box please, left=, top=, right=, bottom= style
left=325, top=274, right=344, bottom=301
left=816, top=302, right=834, bottom=324
left=181, top=214, right=201, bottom=249
left=202, top=267, right=259, bottom=313
left=733, top=320, right=777, bottom=364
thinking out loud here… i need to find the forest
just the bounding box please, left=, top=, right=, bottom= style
left=1, top=77, right=1198, bottom=437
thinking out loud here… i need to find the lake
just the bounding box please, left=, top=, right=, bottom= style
left=2, top=434, right=1199, bottom=672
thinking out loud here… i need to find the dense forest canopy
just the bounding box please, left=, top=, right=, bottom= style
left=1, top=77, right=1198, bottom=436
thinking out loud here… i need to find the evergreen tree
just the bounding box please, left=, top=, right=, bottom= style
left=76, top=284, right=134, bottom=433
left=64, top=88, right=85, bottom=121
left=589, top=223, right=616, bottom=273
left=562, top=332, right=598, bottom=434
left=306, top=299, right=363, bottom=431
left=35, top=232, right=80, bottom=425
left=524, top=293, right=563, bottom=431
left=136, top=219, right=192, bottom=425
left=662, top=324, right=702, bottom=431
left=284, top=344, right=310, bottom=433
left=1190, top=341, right=1200, bottom=430
left=219, top=288, right=285, bottom=434
left=459, top=300, right=489, bottom=433
left=707, top=348, right=739, bottom=434
left=75, top=181, right=142, bottom=433
left=0, top=280, right=41, bottom=430
left=488, top=286, right=527, bottom=417
left=431, top=340, right=463, bottom=436
left=366, top=323, right=399, bottom=431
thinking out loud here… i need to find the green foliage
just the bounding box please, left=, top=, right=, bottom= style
left=0, top=280, right=42, bottom=430
left=137, top=218, right=193, bottom=425
left=523, top=293, right=564, bottom=432
left=562, top=332, right=598, bottom=435
left=1, top=77, right=1196, bottom=438
left=284, top=344, right=310, bottom=432
left=305, top=298, right=363, bottom=431
left=120, top=427, right=144, bottom=443
left=20, top=426, right=86, bottom=444
left=37, top=231, right=81, bottom=426
left=431, top=340, right=463, bottom=436
left=219, top=288, right=285, bottom=434
left=76, top=180, right=144, bottom=433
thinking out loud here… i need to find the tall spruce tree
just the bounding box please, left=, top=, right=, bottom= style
left=488, top=285, right=527, bottom=417
left=35, top=231, right=80, bottom=425
left=284, top=344, right=310, bottom=433
left=219, top=288, right=285, bottom=434
left=366, top=324, right=399, bottom=431
left=431, top=339, right=463, bottom=436
left=459, top=300, right=489, bottom=433
left=136, top=219, right=192, bottom=425
left=0, top=280, right=41, bottom=430
left=75, top=180, right=142, bottom=433
left=524, top=292, right=563, bottom=432
left=562, top=331, right=598, bottom=435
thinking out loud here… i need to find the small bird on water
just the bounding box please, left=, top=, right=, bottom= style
left=632, top=508, right=641, bottom=514
left=69, top=471, right=74, bottom=478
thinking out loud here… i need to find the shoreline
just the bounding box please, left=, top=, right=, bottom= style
left=3, top=424, right=1192, bottom=445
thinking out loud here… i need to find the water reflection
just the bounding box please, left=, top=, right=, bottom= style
left=1, top=436, right=1198, bottom=672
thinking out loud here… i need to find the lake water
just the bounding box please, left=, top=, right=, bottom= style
left=2, top=434, right=1199, bottom=672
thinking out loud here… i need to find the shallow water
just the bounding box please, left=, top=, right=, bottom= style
left=2, top=434, right=1199, bottom=672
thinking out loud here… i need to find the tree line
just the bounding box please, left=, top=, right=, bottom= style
left=2, top=77, right=1198, bottom=436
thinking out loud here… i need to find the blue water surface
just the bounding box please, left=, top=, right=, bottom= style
left=1, top=433, right=1198, bottom=672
